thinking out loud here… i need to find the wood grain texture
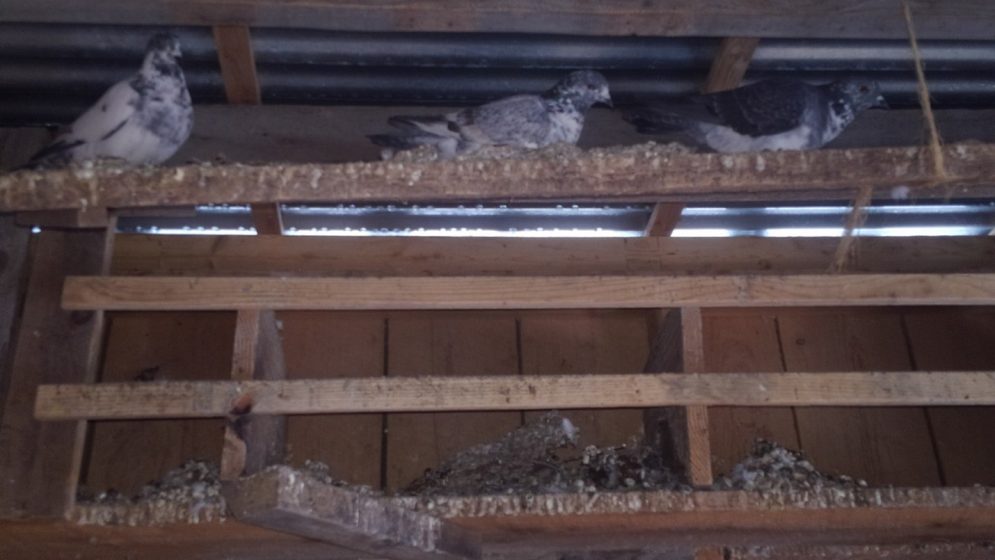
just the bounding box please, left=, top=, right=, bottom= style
left=213, top=25, right=261, bottom=105
left=703, top=311, right=800, bottom=476
left=84, top=312, right=232, bottom=497
left=34, top=371, right=995, bottom=421
left=386, top=312, right=521, bottom=491
left=110, top=235, right=995, bottom=278
left=61, top=273, right=995, bottom=311
left=226, top=466, right=481, bottom=560
left=680, top=308, right=713, bottom=487
left=0, top=216, right=30, bottom=424
left=0, top=230, right=111, bottom=517
left=2, top=1, right=992, bottom=39
left=281, top=311, right=386, bottom=488
left=4, top=143, right=995, bottom=211
left=778, top=311, right=941, bottom=486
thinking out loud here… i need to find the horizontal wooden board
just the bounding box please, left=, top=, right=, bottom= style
left=61, top=273, right=995, bottom=311
left=110, top=235, right=995, bottom=277
left=2, top=144, right=993, bottom=211
left=2, top=1, right=992, bottom=39
left=34, top=372, right=995, bottom=420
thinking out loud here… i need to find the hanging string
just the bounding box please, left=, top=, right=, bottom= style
left=902, top=0, right=946, bottom=180
left=828, top=185, right=873, bottom=273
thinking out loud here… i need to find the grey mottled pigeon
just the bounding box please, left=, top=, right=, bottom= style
left=623, top=78, right=887, bottom=153
left=21, top=33, right=193, bottom=169
left=369, top=70, right=612, bottom=158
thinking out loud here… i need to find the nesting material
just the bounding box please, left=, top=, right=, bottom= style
left=715, top=439, right=867, bottom=494
left=403, top=412, right=685, bottom=496
left=384, top=140, right=691, bottom=164
left=73, top=460, right=225, bottom=526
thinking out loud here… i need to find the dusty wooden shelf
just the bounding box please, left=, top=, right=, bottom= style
left=61, top=273, right=995, bottom=311
left=2, top=144, right=994, bottom=212
left=34, top=371, right=995, bottom=420
left=111, top=235, right=995, bottom=277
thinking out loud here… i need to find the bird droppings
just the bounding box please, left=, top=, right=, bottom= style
left=73, top=460, right=225, bottom=526
left=714, top=439, right=867, bottom=495
left=402, top=412, right=686, bottom=497
left=378, top=141, right=689, bottom=164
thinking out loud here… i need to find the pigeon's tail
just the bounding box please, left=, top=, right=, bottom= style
left=622, top=106, right=694, bottom=135
left=13, top=139, right=81, bottom=171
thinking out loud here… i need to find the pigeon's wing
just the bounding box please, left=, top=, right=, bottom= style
left=702, top=80, right=811, bottom=136
left=457, top=95, right=552, bottom=145
left=26, top=80, right=140, bottom=167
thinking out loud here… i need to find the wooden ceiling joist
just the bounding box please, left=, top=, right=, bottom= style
left=1, top=143, right=993, bottom=212
left=60, top=273, right=995, bottom=311
left=1, top=1, right=991, bottom=40
left=34, top=371, right=995, bottom=420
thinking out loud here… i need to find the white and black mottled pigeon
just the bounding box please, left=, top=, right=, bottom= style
left=21, top=32, right=193, bottom=170
left=622, top=78, right=887, bottom=153
left=369, top=70, right=612, bottom=158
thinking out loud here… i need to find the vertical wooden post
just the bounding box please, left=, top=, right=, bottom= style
left=212, top=24, right=283, bottom=235
left=0, top=223, right=115, bottom=518
left=645, top=36, right=759, bottom=237
left=221, top=309, right=287, bottom=480
left=0, top=216, right=31, bottom=424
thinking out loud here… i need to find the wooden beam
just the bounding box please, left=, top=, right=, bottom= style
left=0, top=216, right=31, bottom=422
left=226, top=466, right=481, bottom=560
left=110, top=235, right=995, bottom=277
left=729, top=543, right=995, bottom=560
left=647, top=36, right=758, bottom=237
left=15, top=208, right=109, bottom=230
left=2, top=1, right=992, bottom=39
left=33, top=371, right=995, bottom=420
left=221, top=309, right=287, bottom=480
left=0, top=229, right=113, bottom=517
left=60, top=273, right=995, bottom=311
left=3, top=143, right=994, bottom=211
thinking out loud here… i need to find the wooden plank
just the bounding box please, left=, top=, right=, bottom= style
left=2, top=1, right=992, bottom=39
left=647, top=36, right=758, bottom=237
left=249, top=204, right=284, bottom=235
left=680, top=308, right=712, bottom=487
left=0, top=216, right=30, bottom=423
left=4, top=143, right=995, bottom=211
left=904, top=308, right=995, bottom=486
left=33, top=371, right=995, bottom=421
left=0, top=519, right=356, bottom=560
left=110, top=235, right=995, bottom=278
left=15, top=208, right=109, bottom=229
left=60, top=273, right=995, bottom=311
left=281, top=311, right=386, bottom=488
left=84, top=312, right=232, bottom=496
left=221, top=309, right=287, bottom=480
left=386, top=312, right=521, bottom=492
left=701, top=310, right=800, bottom=483
left=0, top=230, right=111, bottom=517
left=225, top=465, right=481, bottom=560
left=164, top=106, right=995, bottom=166
left=213, top=25, right=261, bottom=105
left=730, top=543, right=995, bottom=560
left=778, top=310, right=941, bottom=486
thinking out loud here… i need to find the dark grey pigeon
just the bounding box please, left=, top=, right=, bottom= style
left=623, top=78, right=887, bottom=153
left=369, top=70, right=612, bottom=158
left=22, top=33, right=193, bottom=169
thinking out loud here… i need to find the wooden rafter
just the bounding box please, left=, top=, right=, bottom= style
left=60, top=273, right=995, bottom=311
left=1, top=1, right=991, bottom=39
left=34, top=371, right=995, bottom=420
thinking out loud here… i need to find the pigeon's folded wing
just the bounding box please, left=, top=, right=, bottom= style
left=459, top=95, right=552, bottom=145
left=703, top=80, right=810, bottom=137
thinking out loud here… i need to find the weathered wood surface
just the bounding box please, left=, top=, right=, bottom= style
left=226, top=466, right=481, bottom=560
left=2, top=1, right=992, bottom=39
left=110, top=235, right=995, bottom=278
left=2, top=144, right=993, bottom=211
left=0, top=230, right=111, bottom=518
left=0, top=216, right=30, bottom=422
left=729, top=543, right=995, bottom=560
left=61, top=273, right=995, bottom=311
left=34, top=371, right=995, bottom=420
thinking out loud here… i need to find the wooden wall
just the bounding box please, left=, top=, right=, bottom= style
left=83, top=306, right=995, bottom=495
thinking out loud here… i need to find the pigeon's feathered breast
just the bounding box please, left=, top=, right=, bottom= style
left=706, top=80, right=818, bottom=137
left=129, top=74, right=194, bottom=149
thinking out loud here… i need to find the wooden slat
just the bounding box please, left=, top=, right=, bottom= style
left=0, top=216, right=30, bottom=422
left=61, top=273, right=995, bottom=311
left=4, top=143, right=994, bottom=211
left=110, top=235, right=995, bottom=278
left=33, top=371, right=995, bottom=420
left=221, top=309, right=287, bottom=480
left=680, top=308, right=713, bottom=487
left=213, top=25, right=261, bottom=105
left=226, top=466, right=481, bottom=560
left=2, top=1, right=992, bottom=39
left=16, top=208, right=110, bottom=229
left=0, top=230, right=112, bottom=517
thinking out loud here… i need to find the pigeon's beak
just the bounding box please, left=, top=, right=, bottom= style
left=874, top=94, right=889, bottom=109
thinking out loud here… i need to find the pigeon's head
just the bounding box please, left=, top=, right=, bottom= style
left=548, top=70, right=613, bottom=111
left=831, top=79, right=888, bottom=112
left=146, top=32, right=183, bottom=61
